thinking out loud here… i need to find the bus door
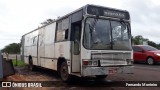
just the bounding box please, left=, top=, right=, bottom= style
left=71, top=22, right=81, bottom=72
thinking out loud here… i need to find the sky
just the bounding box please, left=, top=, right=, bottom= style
left=0, top=0, right=160, bottom=49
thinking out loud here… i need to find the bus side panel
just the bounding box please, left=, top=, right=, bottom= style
left=31, top=31, right=38, bottom=66
left=54, top=41, right=71, bottom=73
left=38, top=28, right=45, bottom=67
left=44, top=23, right=56, bottom=70
left=32, top=45, right=38, bottom=65
left=24, top=47, right=29, bottom=64
left=21, top=36, right=25, bottom=61
left=23, top=31, right=39, bottom=65
left=24, top=33, right=32, bottom=64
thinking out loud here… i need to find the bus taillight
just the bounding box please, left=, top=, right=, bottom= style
left=83, top=60, right=89, bottom=65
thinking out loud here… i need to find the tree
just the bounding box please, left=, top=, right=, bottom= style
left=41, top=19, right=55, bottom=26
left=132, top=35, right=143, bottom=45
left=157, top=44, right=160, bottom=49
left=1, top=43, right=20, bottom=54
left=148, top=41, right=157, bottom=48
left=132, top=35, right=160, bottom=49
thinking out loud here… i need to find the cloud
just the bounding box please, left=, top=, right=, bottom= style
left=121, top=0, right=160, bottom=43
left=0, top=0, right=160, bottom=49
left=0, top=1, right=7, bottom=16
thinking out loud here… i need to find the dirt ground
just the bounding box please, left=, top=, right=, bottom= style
left=1, top=65, right=160, bottom=90
left=5, top=66, right=59, bottom=81
left=1, top=66, right=123, bottom=90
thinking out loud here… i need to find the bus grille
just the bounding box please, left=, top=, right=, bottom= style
left=91, top=52, right=131, bottom=66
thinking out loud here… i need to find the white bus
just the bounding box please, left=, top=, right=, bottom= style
left=21, top=4, right=133, bottom=82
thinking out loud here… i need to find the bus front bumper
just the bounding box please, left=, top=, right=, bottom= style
left=82, top=65, right=133, bottom=76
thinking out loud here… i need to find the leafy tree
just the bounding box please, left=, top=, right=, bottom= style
left=1, top=43, right=20, bottom=54
left=132, top=35, right=160, bottom=49
left=148, top=41, right=157, bottom=48
left=132, top=35, right=144, bottom=45
left=41, top=19, right=55, bottom=26
left=157, top=44, right=160, bottom=49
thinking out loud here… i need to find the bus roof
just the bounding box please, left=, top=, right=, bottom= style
left=22, top=4, right=130, bottom=37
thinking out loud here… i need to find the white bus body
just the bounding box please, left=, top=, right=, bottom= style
left=21, top=4, right=133, bottom=81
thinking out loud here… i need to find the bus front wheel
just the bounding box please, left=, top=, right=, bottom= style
left=60, top=62, right=70, bottom=82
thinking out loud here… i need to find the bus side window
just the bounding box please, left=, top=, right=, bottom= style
left=74, top=26, right=81, bottom=42
left=56, top=18, right=69, bottom=42
left=65, top=29, right=68, bottom=39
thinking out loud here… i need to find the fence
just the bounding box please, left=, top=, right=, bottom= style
left=2, top=54, right=21, bottom=60
left=8, top=54, right=21, bottom=60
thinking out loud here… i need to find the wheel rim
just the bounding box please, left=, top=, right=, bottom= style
left=147, top=58, right=153, bottom=65
left=60, top=63, right=68, bottom=81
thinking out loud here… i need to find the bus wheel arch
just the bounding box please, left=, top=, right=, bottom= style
left=57, top=57, right=66, bottom=73
left=57, top=57, right=70, bottom=82
left=28, top=55, right=34, bottom=71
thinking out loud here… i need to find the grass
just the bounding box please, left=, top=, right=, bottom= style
left=12, top=59, right=26, bottom=67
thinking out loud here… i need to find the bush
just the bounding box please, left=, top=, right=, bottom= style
left=12, top=59, right=26, bottom=67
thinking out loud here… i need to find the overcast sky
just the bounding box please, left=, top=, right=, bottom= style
left=0, top=0, right=160, bottom=49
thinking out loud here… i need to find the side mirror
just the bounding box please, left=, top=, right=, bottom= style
left=74, top=40, right=80, bottom=55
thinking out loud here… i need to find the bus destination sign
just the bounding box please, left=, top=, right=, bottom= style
left=87, top=5, right=130, bottom=20
left=104, top=10, right=126, bottom=19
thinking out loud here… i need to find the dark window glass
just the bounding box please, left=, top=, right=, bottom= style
left=83, top=18, right=111, bottom=49
left=141, top=46, right=158, bottom=51
left=111, top=21, right=131, bottom=50
left=83, top=18, right=131, bottom=50
left=132, top=46, right=143, bottom=52
left=56, top=18, right=69, bottom=41
left=74, top=25, right=81, bottom=55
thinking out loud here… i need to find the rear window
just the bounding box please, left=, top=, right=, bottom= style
left=132, top=46, right=142, bottom=52
left=141, top=46, right=158, bottom=51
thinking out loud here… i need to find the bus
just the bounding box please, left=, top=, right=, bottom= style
left=21, top=4, right=133, bottom=82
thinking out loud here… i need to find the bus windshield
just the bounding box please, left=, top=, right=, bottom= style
left=83, top=18, right=132, bottom=50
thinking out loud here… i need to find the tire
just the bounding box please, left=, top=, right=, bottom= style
left=96, top=75, right=107, bottom=80
left=147, top=57, right=154, bottom=65
left=60, top=62, right=70, bottom=82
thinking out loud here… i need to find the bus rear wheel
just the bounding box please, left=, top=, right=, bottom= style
left=60, top=62, right=70, bottom=82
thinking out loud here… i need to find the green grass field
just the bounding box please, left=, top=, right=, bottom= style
left=12, top=59, right=26, bottom=67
